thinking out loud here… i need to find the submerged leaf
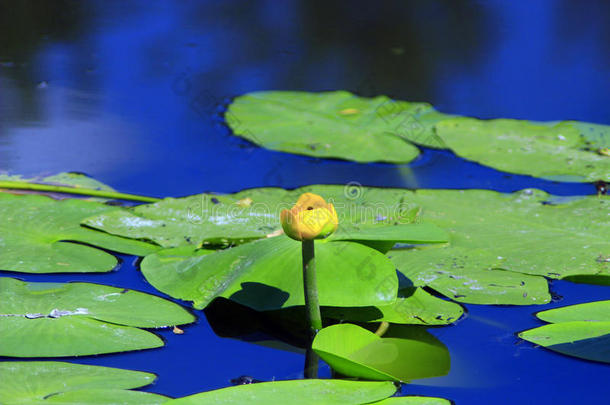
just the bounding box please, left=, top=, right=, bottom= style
left=0, top=361, right=168, bottom=404
left=0, top=278, right=194, bottom=357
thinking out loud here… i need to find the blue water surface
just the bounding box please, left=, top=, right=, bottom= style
left=1, top=1, right=609, bottom=403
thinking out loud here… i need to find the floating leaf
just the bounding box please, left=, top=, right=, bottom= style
left=226, top=91, right=438, bottom=163
left=389, top=247, right=551, bottom=305
left=312, top=324, right=450, bottom=382
left=373, top=397, right=452, bottom=405
left=323, top=287, right=464, bottom=325
left=536, top=300, right=610, bottom=323
left=83, top=185, right=433, bottom=248
left=226, top=91, right=609, bottom=181
left=0, top=171, right=116, bottom=200
left=166, top=379, right=396, bottom=405
left=0, top=278, right=194, bottom=357
left=519, top=321, right=610, bottom=363
left=141, top=236, right=398, bottom=311
left=436, top=118, right=609, bottom=182
left=0, top=361, right=168, bottom=404
left=330, top=223, right=448, bottom=244
left=0, top=193, right=159, bottom=273
left=389, top=189, right=608, bottom=299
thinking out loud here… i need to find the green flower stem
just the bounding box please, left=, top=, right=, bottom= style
left=0, top=181, right=160, bottom=203
left=302, top=239, right=322, bottom=379
left=304, top=347, right=320, bottom=379
left=302, top=239, right=323, bottom=334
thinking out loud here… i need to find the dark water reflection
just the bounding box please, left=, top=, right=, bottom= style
left=1, top=1, right=609, bottom=403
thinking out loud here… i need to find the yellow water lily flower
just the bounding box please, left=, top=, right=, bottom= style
left=280, top=193, right=338, bottom=241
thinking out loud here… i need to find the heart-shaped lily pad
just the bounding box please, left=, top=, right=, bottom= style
left=225, top=91, right=451, bottom=163
left=0, top=193, right=159, bottom=273
left=0, top=361, right=168, bottom=404
left=312, top=323, right=450, bottom=382
left=141, top=236, right=398, bottom=311
left=0, top=278, right=195, bottom=357
left=166, top=379, right=396, bottom=405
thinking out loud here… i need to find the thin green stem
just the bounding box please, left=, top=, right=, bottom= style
left=302, top=239, right=323, bottom=335
left=0, top=181, right=160, bottom=203
left=374, top=321, right=390, bottom=337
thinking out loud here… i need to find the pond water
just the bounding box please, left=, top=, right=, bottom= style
left=1, top=1, right=609, bottom=403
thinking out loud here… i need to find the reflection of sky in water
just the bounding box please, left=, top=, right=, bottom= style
left=0, top=1, right=609, bottom=403
left=1, top=1, right=607, bottom=196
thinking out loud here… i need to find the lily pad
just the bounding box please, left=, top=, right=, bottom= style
left=389, top=189, right=609, bottom=292
left=536, top=300, right=610, bottom=323
left=0, top=361, right=168, bottom=404
left=373, top=397, right=451, bottom=405
left=435, top=118, right=609, bottom=182
left=323, top=287, right=464, bottom=325
left=313, top=323, right=450, bottom=382
left=141, top=235, right=398, bottom=311
left=0, top=278, right=195, bottom=357
left=166, top=379, right=396, bottom=405
left=518, top=321, right=610, bottom=364
left=226, top=91, right=440, bottom=163
left=82, top=185, right=433, bottom=248
left=389, top=247, right=551, bottom=305
left=0, top=171, right=116, bottom=200
left=0, top=193, right=158, bottom=273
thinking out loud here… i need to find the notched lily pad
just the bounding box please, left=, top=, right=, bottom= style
left=0, top=278, right=195, bottom=357
left=0, top=193, right=159, bottom=273
left=0, top=361, right=168, bottom=404
left=141, top=236, right=398, bottom=311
